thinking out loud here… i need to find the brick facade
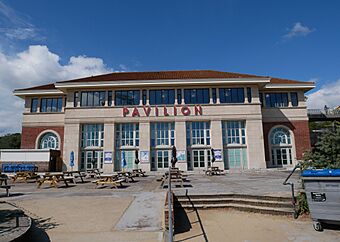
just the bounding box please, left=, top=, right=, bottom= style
left=262, top=120, right=311, bottom=167
left=21, top=126, right=64, bottom=155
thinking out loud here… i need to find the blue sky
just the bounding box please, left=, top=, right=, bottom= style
left=0, top=0, right=340, bottom=134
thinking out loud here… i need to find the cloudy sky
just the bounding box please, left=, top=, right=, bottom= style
left=1, top=0, right=340, bottom=135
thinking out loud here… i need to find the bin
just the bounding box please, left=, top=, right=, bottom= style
left=301, top=169, right=340, bottom=231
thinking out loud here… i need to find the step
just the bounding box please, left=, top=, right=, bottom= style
left=176, top=197, right=292, bottom=208
left=178, top=203, right=293, bottom=216
left=175, top=194, right=292, bottom=202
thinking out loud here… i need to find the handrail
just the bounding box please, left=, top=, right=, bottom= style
left=168, top=166, right=173, bottom=242
left=283, top=163, right=301, bottom=218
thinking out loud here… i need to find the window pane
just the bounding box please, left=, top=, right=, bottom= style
left=184, top=88, right=210, bottom=104
left=291, top=92, right=298, bottom=107
left=74, top=92, right=79, bottom=107
left=31, top=98, right=38, bottom=112
left=212, top=88, right=217, bottom=103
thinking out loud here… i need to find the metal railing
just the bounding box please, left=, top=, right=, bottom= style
left=167, top=166, right=173, bottom=242
left=283, top=163, right=301, bottom=218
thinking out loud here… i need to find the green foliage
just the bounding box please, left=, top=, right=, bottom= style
left=0, top=133, right=21, bottom=149
left=302, top=123, right=340, bottom=169
left=296, top=192, right=309, bottom=215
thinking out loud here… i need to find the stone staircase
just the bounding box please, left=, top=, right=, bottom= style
left=175, top=194, right=294, bottom=216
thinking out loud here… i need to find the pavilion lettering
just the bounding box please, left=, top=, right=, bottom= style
left=122, top=105, right=203, bottom=117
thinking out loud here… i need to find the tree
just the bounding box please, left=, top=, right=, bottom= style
left=303, top=122, right=340, bottom=169
left=0, top=133, right=21, bottom=149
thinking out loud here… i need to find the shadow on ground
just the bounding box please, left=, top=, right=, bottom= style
left=13, top=217, right=59, bottom=242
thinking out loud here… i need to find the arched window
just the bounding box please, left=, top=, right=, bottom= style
left=39, top=132, right=59, bottom=149
left=270, top=127, right=291, bottom=145
left=269, top=127, right=294, bottom=166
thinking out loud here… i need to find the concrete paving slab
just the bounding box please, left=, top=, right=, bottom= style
left=115, top=191, right=165, bottom=231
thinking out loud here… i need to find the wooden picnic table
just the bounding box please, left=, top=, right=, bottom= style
left=86, top=168, right=102, bottom=178
left=117, top=171, right=135, bottom=182
left=160, top=170, right=186, bottom=188
left=63, top=171, right=86, bottom=183
left=205, top=166, right=224, bottom=176
left=132, top=169, right=146, bottom=177
left=11, top=171, right=39, bottom=183
left=93, top=174, right=125, bottom=188
left=37, top=172, right=74, bottom=188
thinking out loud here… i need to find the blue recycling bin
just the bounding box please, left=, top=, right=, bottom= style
left=301, top=169, right=340, bottom=231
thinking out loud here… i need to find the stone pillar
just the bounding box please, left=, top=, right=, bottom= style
left=63, top=123, right=80, bottom=171
left=246, top=119, right=266, bottom=169
left=103, top=123, right=114, bottom=173
left=175, top=121, right=187, bottom=171
left=139, top=122, right=151, bottom=171
left=210, top=120, right=224, bottom=170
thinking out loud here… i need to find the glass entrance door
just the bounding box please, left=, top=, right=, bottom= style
left=119, top=150, right=136, bottom=171
left=192, top=149, right=211, bottom=170
left=271, top=148, right=293, bottom=166
left=85, top=150, right=103, bottom=170
left=156, top=150, right=170, bottom=171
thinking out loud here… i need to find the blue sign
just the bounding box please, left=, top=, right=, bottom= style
left=70, top=151, right=75, bottom=167
left=214, top=149, right=222, bottom=161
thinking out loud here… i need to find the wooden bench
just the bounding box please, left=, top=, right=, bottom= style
left=12, top=171, right=39, bottom=183
left=37, top=173, right=74, bottom=188
left=205, top=167, right=224, bottom=176
left=0, top=175, right=11, bottom=196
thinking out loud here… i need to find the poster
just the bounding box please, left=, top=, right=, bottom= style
left=177, top=150, right=186, bottom=163
left=104, top=151, right=112, bottom=164
left=214, top=149, right=222, bottom=161
left=140, top=151, right=149, bottom=163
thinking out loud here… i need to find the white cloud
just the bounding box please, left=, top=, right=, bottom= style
left=307, top=79, right=340, bottom=109
left=0, top=45, right=116, bottom=135
left=0, top=1, right=41, bottom=41
left=283, top=22, right=315, bottom=39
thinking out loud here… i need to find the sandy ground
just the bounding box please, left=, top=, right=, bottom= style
left=12, top=196, right=163, bottom=242
left=174, top=209, right=340, bottom=242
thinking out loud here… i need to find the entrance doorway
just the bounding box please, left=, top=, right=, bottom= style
left=191, top=149, right=211, bottom=170
left=114, top=150, right=137, bottom=171
left=84, top=150, right=103, bottom=170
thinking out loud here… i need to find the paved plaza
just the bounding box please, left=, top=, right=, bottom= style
left=0, top=171, right=339, bottom=242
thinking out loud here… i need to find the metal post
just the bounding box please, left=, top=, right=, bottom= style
left=168, top=165, right=173, bottom=242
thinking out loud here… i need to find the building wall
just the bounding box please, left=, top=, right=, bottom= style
left=21, top=126, right=65, bottom=155
left=262, top=120, right=311, bottom=166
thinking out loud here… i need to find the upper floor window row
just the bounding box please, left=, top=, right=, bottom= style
left=219, top=88, right=245, bottom=103
left=81, top=91, right=106, bottom=107
left=184, top=88, right=210, bottom=104
left=30, top=97, right=63, bottom=113
left=115, top=90, right=140, bottom=106
left=260, top=92, right=298, bottom=108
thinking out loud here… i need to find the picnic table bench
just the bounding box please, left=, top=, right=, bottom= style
left=86, top=168, right=102, bottom=178
left=132, top=169, right=146, bottom=177
left=160, top=170, right=186, bottom=188
left=12, top=171, right=40, bottom=183
left=0, top=174, right=11, bottom=197
left=63, top=171, right=86, bottom=183
left=92, top=174, right=125, bottom=189
left=117, top=171, right=135, bottom=182
left=37, top=173, right=74, bottom=188
left=205, top=166, right=224, bottom=176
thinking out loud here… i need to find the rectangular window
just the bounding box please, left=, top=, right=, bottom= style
left=247, top=87, right=252, bottom=103
left=177, top=89, right=182, bottom=104
left=290, top=92, right=298, bottom=107
left=31, top=98, right=38, bottom=113
left=151, top=122, right=175, bottom=147
left=222, top=121, right=246, bottom=145
left=115, top=123, right=139, bottom=147
left=259, top=93, right=263, bottom=107
left=184, top=88, right=210, bottom=104
left=142, top=90, right=147, bottom=105
left=226, top=148, right=248, bottom=169
left=108, top=91, right=113, bottom=106
left=80, top=91, right=106, bottom=107
left=115, top=90, right=140, bottom=106
left=149, top=89, right=175, bottom=105
left=219, top=88, right=244, bottom=103
left=40, top=97, right=63, bottom=112
left=212, top=88, right=217, bottom=104
left=74, top=92, right=79, bottom=107
left=186, top=122, right=210, bottom=146
left=81, top=124, right=104, bottom=148
left=265, top=93, right=288, bottom=107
